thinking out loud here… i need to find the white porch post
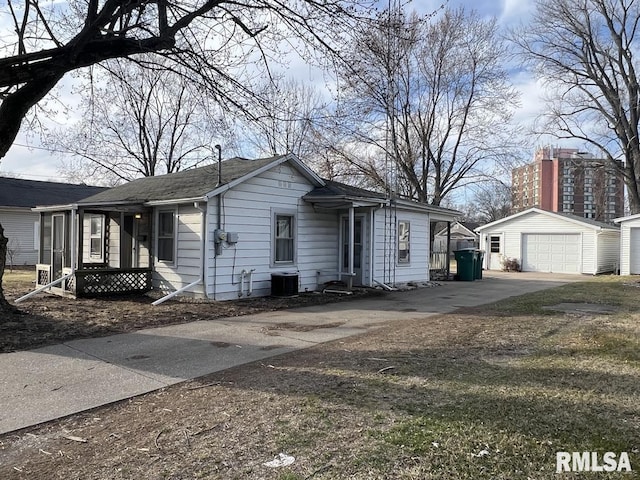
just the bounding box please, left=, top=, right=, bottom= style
left=348, top=206, right=355, bottom=289
left=69, top=206, right=80, bottom=273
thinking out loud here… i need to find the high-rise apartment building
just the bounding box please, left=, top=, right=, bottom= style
left=512, top=147, right=625, bottom=223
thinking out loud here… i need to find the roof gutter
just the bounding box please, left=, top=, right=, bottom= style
left=144, top=196, right=208, bottom=207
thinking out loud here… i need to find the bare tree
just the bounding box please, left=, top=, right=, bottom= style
left=327, top=7, right=520, bottom=205
left=6, top=238, right=20, bottom=272
left=50, top=58, right=229, bottom=184
left=241, top=76, right=328, bottom=159
left=0, top=0, right=373, bottom=310
left=511, top=0, right=640, bottom=213
left=470, top=181, right=512, bottom=224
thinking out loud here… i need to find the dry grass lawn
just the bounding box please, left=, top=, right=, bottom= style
left=0, top=274, right=639, bottom=479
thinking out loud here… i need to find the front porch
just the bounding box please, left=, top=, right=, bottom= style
left=35, top=265, right=152, bottom=297
left=30, top=205, right=154, bottom=298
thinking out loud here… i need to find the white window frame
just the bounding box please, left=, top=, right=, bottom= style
left=271, top=209, right=297, bottom=266
left=88, top=214, right=105, bottom=262
left=490, top=235, right=501, bottom=253
left=397, top=220, right=410, bottom=265
left=156, top=209, right=177, bottom=265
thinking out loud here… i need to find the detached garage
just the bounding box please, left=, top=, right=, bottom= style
left=476, top=208, right=620, bottom=275
left=614, top=213, right=640, bottom=275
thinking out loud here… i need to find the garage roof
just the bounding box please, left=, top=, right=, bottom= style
left=475, top=208, right=619, bottom=232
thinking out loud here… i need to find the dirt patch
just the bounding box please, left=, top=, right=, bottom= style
left=262, top=321, right=346, bottom=333
left=0, top=275, right=381, bottom=353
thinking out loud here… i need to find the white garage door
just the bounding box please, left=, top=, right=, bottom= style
left=522, top=233, right=581, bottom=273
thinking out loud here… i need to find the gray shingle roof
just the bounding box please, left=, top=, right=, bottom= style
left=554, top=211, right=619, bottom=229
left=306, top=179, right=385, bottom=199
left=78, top=156, right=286, bottom=205
left=0, top=177, right=106, bottom=208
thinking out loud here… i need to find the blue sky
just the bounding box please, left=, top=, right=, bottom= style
left=0, top=0, right=549, bottom=183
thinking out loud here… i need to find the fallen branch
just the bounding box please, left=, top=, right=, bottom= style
left=63, top=435, right=87, bottom=443
left=377, top=366, right=396, bottom=374
left=186, top=382, right=221, bottom=390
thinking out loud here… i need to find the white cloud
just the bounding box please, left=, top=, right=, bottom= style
left=498, top=0, right=534, bottom=25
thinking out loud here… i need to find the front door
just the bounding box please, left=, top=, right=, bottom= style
left=122, top=215, right=138, bottom=268
left=486, top=234, right=503, bottom=270
left=52, top=214, right=65, bottom=280
left=342, top=217, right=363, bottom=285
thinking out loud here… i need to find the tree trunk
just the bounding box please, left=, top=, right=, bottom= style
left=624, top=151, right=640, bottom=215
left=0, top=223, right=17, bottom=313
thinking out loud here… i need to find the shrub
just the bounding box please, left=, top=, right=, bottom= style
left=502, top=257, right=521, bottom=272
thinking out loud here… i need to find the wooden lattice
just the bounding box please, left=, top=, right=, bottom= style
left=64, top=275, right=76, bottom=293
left=37, top=267, right=50, bottom=286
left=75, top=268, right=152, bottom=297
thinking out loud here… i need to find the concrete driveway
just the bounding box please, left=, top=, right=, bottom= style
left=0, top=271, right=581, bottom=435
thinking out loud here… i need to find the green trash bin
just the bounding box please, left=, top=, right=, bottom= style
left=474, top=250, right=485, bottom=280
left=454, top=249, right=475, bottom=281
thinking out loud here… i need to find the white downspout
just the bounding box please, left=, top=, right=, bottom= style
left=152, top=202, right=206, bottom=306
left=15, top=273, right=74, bottom=303
left=239, top=269, right=247, bottom=297
left=248, top=268, right=256, bottom=296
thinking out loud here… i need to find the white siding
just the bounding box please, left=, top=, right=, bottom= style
left=205, top=163, right=338, bottom=301
left=595, top=230, right=620, bottom=274
left=478, top=211, right=619, bottom=275
left=618, top=218, right=640, bottom=275
left=108, top=214, right=121, bottom=268
left=373, top=207, right=430, bottom=285
left=153, top=204, right=205, bottom=296
left=0, top=208, right=39, bottom=265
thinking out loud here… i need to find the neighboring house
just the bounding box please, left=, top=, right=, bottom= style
left=475, top=207, right=620, bottom=275
left=613, top=213, right=640, bottom=275
left=25, top=155, right=460, bottom=302
left=0, top=177, right=106, bottom=266
left=433, top=221, right=479, bottom=254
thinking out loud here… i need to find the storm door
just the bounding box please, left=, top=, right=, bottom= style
left=122, top=214, right=138, bottom=268
left=341, top=216, right=364, bottom=285
left=52, top=214, right=65, bottom=280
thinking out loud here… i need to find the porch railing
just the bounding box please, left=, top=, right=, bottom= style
left=429, top=251, right=449, bottom=271
left=35, top=265, right=152, bottom=297
left=75, top=268, right=153, bottom=297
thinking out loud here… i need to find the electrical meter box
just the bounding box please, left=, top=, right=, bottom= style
left=214, top=229, right=227, bottom=243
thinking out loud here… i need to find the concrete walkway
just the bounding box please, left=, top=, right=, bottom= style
left=0, top=271, right=581, bottom=435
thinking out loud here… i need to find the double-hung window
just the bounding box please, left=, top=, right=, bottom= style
left=398, top=221, right=410, bottom=264
left=158, top=211, right=175, bottom=263
left=274, top=213, right=295, bottom=264
left=89, top=215, right=105, bottom=262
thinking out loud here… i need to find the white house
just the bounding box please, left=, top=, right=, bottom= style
left=0, top=177, right=105, bottom=266
left=22, top=155, right=460, bottom=302
left=613, top=213, right=640, bottom=275
left=475, top=208, right=620, bottom=275
left=433, top=221, right=479, bottom=253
